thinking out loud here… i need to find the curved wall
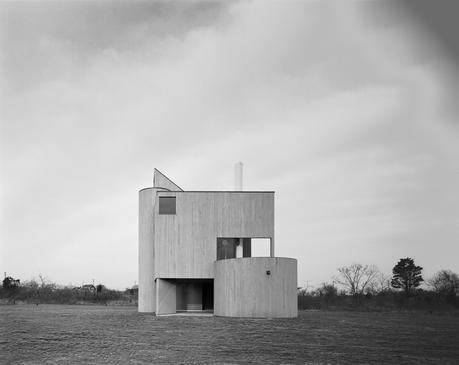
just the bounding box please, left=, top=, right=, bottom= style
left=138, top=187, right=168, bottom=313
left=138, top=188, right=155, bottom=312
left=214, top=257, right=297, bottom=318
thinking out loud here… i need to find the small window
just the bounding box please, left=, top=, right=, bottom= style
left=159, top=196, right=176, bottom=214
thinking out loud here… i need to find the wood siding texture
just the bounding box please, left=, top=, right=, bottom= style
left=154, top=192, right=274, bottom=279
left=156, top=279, right=176, bottom=315
left=138, top=188, right=156, bottom=313
left=214, top=257, right=298, bottom=318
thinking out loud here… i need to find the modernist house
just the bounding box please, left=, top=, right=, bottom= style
left=138, top=167, right=297, bottom=317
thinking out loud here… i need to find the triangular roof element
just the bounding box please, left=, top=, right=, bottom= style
left=153, top=169, right=183, bottom=191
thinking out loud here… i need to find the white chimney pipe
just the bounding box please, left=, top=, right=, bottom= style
left=234, top=162, right=243, bottom=191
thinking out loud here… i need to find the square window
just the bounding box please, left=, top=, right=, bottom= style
left=216, top=238, right=237, bottom=260
left=159, top=196, right=176, bottom=214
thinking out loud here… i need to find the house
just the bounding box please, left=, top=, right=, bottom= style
left=2, top=276, right=20, bottom=289
left=80, top=284, right=96, bottom=293
left=138, top=166, right=297, bottom=317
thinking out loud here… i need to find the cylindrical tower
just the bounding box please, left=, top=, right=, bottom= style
left=138, top=188, right=155, bottom=312
left=139, top=186, right=171, bottom=312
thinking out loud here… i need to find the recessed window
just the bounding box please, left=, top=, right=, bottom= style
left=216, top=238, right=252, bottom=260
left=217, top=238, right=237, bottom=260
left=159, top=196, right=176, bottom=214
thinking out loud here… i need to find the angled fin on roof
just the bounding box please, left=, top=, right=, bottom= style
left=153, top=169, right=183, bottom=191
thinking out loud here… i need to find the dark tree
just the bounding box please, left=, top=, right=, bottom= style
left=2, top=276, right=20, bottom=290
left=391, top=258, right=423, bottom=295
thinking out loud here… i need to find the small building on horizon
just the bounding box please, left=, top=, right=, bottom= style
left=80, top=284, right=96, bottom=293
left=138, top=167, right=297, bottom=317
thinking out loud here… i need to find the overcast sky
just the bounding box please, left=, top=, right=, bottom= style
left=1, top=1, right=458, bottom=290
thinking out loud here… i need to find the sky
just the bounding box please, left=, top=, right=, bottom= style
left=1, top=1, right=458, bottom=290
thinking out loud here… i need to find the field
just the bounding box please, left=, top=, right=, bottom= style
left=1, top=305, right=459, bottom=364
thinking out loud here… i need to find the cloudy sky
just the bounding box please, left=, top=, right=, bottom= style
left=1, top=1, right=458, bottom=290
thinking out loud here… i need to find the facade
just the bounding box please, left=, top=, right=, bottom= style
left=139, top=168, right=297, bottom=317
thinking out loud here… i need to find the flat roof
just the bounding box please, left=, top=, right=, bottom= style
left=158, top=191, right=275, bottom=193
left=139, top=188, right=274, bottom=193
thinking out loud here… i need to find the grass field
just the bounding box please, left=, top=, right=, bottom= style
left=1, top=305, right=459, bottom=364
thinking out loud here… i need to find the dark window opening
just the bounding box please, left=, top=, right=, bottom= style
left=242, top=238, right=251, bottom=257
left=159, top=196, right=176, bottom=214
left=217, top=238, right=237, bottom=260
left=202, top=281, right=214, bottom=310
left=217, top=238, right=252, bottom=260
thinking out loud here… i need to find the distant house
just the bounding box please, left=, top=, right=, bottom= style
left=138, top=167, right=298, bottom=318
left=2, top=276, right=20, bottom=289
left=80, top=284, right=96, bottom=293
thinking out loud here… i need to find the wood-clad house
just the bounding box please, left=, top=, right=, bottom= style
left=138, top=168, right=297, bottom=317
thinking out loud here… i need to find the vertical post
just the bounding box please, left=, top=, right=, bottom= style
left=236, top=238, right=243, bottom=258
left=234, top=162, right=243, bottom=191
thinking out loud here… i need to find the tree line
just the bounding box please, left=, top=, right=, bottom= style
left=1, top=275, right=138, bottom=305
left=298, top=257, right=459, bottom=311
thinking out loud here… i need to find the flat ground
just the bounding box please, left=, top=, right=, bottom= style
left=1, top=305, right=459, bottom=364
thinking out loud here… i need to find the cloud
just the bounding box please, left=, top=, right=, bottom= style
left=1, top=1, right=458, bottom=288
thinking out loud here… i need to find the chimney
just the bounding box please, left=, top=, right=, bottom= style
left=234, top=162, right=243, bottom=191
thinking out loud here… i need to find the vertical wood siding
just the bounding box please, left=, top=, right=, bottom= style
left=154, top=192, right=274, bottom=279
left=138, top=188, right=156, bottom=312
left=214, top=257, right=298, bottom=318
left=156, top=279, right=176, bottom=315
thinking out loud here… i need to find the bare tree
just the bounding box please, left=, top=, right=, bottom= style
left=38, top=274, right=55, bottom=290
left=428, top=269, right=459, bottom=295
left=374, top=272, right=392, bottom=293
left=334, top=264, right=379, bottom=295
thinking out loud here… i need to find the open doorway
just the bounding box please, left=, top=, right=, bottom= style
left=176, top=279, right=214, bottom=312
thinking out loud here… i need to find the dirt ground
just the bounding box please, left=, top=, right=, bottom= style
left=1, top=305, right=459, bottom=364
